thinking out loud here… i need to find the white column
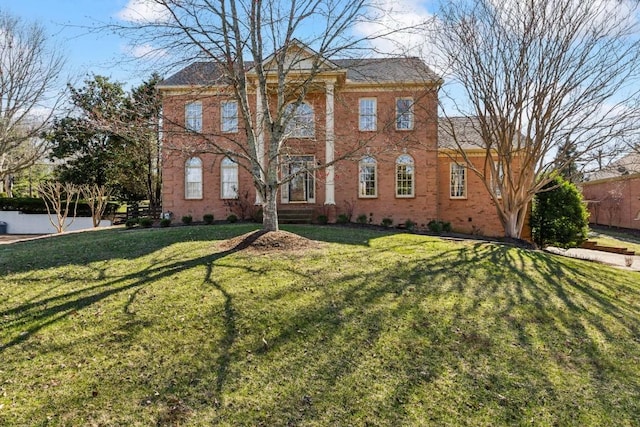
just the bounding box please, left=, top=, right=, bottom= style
left=255, top=88, right=265, bottom=204
left=325, top=81, right=335, bottom=205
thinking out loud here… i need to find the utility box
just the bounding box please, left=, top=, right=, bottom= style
left=0, top=221, right=7, bottom=234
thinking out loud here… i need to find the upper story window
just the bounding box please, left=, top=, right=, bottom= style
left=221, top=157, right=239, bottom=199
left=359, top=156, right=377, bottom=198
left=450, top=163, right=467, bottom=199
left=359, top=98, right=377, bottom=131
left=221, top=100, right=238, bottom=133
left=185, top=157, right=203, bottom=199
left=284, top=102, right=315, bottom=138
left=396, top=98, right=414, bottom=130
left=185, top=102, right=202, bottom=132
left=396, top=154, right=415, bottom=197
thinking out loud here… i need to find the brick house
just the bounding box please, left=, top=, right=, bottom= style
left=581, top=153, right=640, bottom=230
left=158, top=46, right=509, bottom=237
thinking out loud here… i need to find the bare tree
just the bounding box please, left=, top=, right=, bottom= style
left=0, top=10, right=66, bottom=196
left=433, top=0, right=640, bottom=239
left=81, top=184, right=113, bottom=228
left=114, top=0, right=388, bottom=231
left=38, top=181, right=81, bottom=233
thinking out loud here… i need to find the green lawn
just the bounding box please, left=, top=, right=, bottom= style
left=1, top=224, right=639, bottom=426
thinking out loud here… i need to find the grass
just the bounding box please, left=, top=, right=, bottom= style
left=1, top=224, right=639, bottom=426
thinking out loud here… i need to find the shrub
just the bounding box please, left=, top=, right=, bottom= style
left=253, top=208, right=263, bottom=223
left=139, top=217, right=153, bottom=228
left=226, top=214, right=238, bottom=223
left=356, top=214, right=368, bottom=224
left=381, top=217, right=393, bottom=227
left=125, top=218, right=139, bottom=229
left=427, top=220, right=452, bottom=234
left=181, top=215, right=193, bottom=225
left=336, top=213, right=349, bottom=224
left=203, top=213, right=214, bottom=224
left=531, top=175, right=589, bottom=248
left=159, top=218, right=172, bottom=228
left=316, top=214, right=328, bottom=225
left=404, top=219, right=416, bottom=230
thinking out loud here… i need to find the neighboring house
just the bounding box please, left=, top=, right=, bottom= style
left=581, top=153, right=640, bottom=229
left=158, top=44, right=512, bottom=237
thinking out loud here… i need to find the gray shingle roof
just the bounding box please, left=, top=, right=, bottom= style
left=438, top=117, right=485, bottom=150
left=160, top=57, right=440, bottom=87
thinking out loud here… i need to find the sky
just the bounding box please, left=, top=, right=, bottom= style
left=1, top=0, right=435, bottom=90
left=1, top=0, right=171, bottom=88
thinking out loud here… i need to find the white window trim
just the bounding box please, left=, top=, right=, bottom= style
left=358, top=156, right=378, bottom=198
left=185, top=157, right=203, bottom=199
left=395, top=154, right=415, bottom=198
left=450, top=163, right=467, bottom=199
left=221, top=157, right=239, bottom=199
left=284, top=102, right=315, bottom=138
left=221, top=100, right=238, bottom=133
left=359, top=98, right=377, bottom=131
left=396, top=98, right=414, bottom=131
left=185, top=101, right=203, bottom=132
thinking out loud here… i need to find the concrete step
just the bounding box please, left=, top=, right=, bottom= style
left=581, top=240, right=635, bottom=256
left=278, top=208, right=315, bottom=224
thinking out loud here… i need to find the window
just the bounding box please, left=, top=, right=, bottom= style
left=185, top=157, right=203, bottom=199
left=221, top=100, right=238, bottom=133
left=359, top=98, right=377, bottom=131
left=221, top=157, right=239, bottom=199
left=359, top=156, right=377, bottom=197
left=396, top=98, right=414, bottom=130
left=185, top=102, right=202, bottom=132
left=284, top=102, right=315, bottom=138
left=396, top=154, right=414, bottom=197
left=450, top=163, right=467, bottom=198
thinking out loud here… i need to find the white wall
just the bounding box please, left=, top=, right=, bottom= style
left=0, top=211, right=111, bottom=234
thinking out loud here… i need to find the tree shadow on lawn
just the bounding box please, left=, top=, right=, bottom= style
left=89, top=239, right=640, bottom=424
left=3, top=227, right=640, bottom=424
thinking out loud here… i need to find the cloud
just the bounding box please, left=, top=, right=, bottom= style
left=116, top=0, right=170, bottom=23
left=122, top=42, right=168, bottom=59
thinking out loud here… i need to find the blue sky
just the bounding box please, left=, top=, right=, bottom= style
left=1, top=0, right=159, bottom=88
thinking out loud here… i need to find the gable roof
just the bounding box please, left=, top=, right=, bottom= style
left=159, top=56, right=440, bottom=88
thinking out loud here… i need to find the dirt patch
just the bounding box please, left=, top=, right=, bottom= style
left=218, top=230, right=325, bottom=253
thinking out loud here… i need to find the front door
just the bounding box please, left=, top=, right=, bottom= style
left=282, top=156, right=315, bottom=203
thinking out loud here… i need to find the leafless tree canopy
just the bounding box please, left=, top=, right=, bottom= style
left=114, top=0, right=381, bottom=231
left=433, top=0, right=640, bottom=238
left=0, top=10, right=66, bottom=196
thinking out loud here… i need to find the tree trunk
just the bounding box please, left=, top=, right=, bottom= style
left=501, top=205, right=528, bottom=239
left=262, top=187, right=279, bottom=232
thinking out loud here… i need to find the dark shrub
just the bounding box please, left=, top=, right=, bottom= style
left=160, top=218, right=172, bottom=228
left=203, top=213, right=214, bottom=224
left=181, top=215, right=193, bottom=225
left=125, top=218, right=139, bottom=229
left=356, top=214, right=367, bottom=224
left=139, top=217, right=153, bottom=228
left=531, top=175, right=589, bottom=248
left=427, top=220, right=443, bottom=233
left=227, top=214, right=238, bottom=223
left=404, top=219, right=416, bottom=230
left=381, top=217, right=393, bottom=227
left=316, top=214, right=328, bottom=225
left=336, top=213, right=349, bottom=224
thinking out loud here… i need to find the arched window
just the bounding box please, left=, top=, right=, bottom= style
left=284, top=102, right=315, bottom=138
left=359, top=156, right=377, bottom=198
left=221, top=157, right=239, bottom=199
left=396, top=154, right=414, bottom=197
left=185, top=157, right=203, bottom=199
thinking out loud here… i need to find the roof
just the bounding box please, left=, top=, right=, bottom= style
left=438, top=117, right=485, bottom=150
left=159, top=56, right=440, bottom=87
left=584, top=152, right=640, bottom=182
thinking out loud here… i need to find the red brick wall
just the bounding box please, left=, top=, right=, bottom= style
left=581, top=176, right=640, bottom=230
left=436, top=154, right=506, bottom=237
